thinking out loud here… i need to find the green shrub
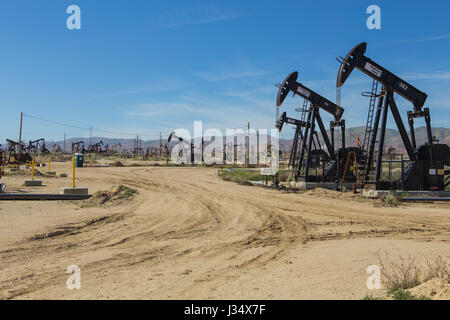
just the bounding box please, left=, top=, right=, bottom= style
left=384, top=192, right=399, bottom=207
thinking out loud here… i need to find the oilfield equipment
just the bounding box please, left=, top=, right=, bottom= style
left=87, top=140, right=106, bottom=153
left=0, top=149, right=5, bottom=192
left=27, top=138, right=50, bottom=154
left=5, top=139, right=33, bottom=164
left=52, top=144, right=62, bottom=153
left=337, top=42, right=450, bottom=191
left=276, top=71, right=362, bottom=184
left=168, top=131, right=201, bottom=163
left=110, top=142, right=122, bottom=153
left=72, top=141, right=86, bottom=154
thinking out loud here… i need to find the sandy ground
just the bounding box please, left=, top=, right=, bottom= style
left=0, top=161, right=449, bottom=300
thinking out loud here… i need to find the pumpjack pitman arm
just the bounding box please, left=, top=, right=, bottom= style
left=277, top=71, right=344, bottom=121
left=337, top=42, right=427, bottom=112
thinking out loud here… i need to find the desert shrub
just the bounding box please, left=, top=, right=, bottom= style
left=377, top=253, right=422, bottom=291
left=113, top=161, right=124, bottom=167
left=383, top=192, right=399, bottom=207
left=79, top=185, right=138, bottom=208
left=389, top=289, right=431, bottom=300
left=377, top=252, right=449, bottom=292
left=424, top=256, right=450, bottom=282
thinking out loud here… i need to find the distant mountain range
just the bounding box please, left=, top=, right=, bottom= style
left=53, top=137, right=163, bottom=152
left=52, top=126, right=449, bottom=153
left=277, top=126, right=449, bottom=153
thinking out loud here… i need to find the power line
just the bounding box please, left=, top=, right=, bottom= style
left=23, top=113, right=90, bottom=131
left=22, top=113, right=169, bottom=138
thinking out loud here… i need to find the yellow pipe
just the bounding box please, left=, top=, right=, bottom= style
left=48, top=158, right=51, bottom=173
left=31, top=160, right=35, bottom=181
left=72, top=156, right=75, bottom=188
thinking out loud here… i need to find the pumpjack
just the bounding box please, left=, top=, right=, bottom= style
left=72, top=141, right=86, bottom=154
left=110, top=143, right=122, bottom=153
left=168, top=131, right=204, bottom=163
left=6, top=139, right=33, bottom=164
left=0, top=149, right=5, bottom=192
left=276, top=72, right=362, bottom=183
left=28, top=138, right=50, bottom=154
left=337, top=42, right=450, bottom=191
left=87, top=140, right=105, bottom=153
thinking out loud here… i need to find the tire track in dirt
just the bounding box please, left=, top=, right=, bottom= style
left=0, top=167, right=448, bottom=299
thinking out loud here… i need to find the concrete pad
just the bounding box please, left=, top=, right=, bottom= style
left=362, top=189, right=390, bottom=199
left=24, top=180, right=42, bottom=187
left=60, top=187, right=89, bottom=195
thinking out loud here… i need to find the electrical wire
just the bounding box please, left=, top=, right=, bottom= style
left=22, top=113, right=168, bottom=139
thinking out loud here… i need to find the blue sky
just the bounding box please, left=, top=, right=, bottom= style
left=1, top=0, right=450, bottom=143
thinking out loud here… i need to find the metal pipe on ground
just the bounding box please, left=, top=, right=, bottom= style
left=0, top=194, right=92, bottom=201
left=400, top=197, right=450, bottom=202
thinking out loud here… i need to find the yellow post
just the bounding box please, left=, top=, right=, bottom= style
left=72, top=155, right=75, bottom=188
left=48, top=158, right=51, bottom=173
left=31, top=159, right=35, bottom=181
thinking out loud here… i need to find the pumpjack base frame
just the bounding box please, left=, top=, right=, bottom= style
left=362, top=189, right=450, bottom=199
left=290, top=179, right=355, bottom=191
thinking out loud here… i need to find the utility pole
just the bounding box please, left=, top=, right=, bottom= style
left=247, top=122, right=250, bottom=165
left=63, top=133, right=66, bottom=153
left=159, top=132, right=163, bottom=160
left=17, top=112, right=23, bottom=168
left=257, top=129, right=259, bottom=164
left=89, top=127, right=93, bottom=146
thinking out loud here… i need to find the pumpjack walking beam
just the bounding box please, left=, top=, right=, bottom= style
left=337, top=42, right=438, bottom=189
left=277, top=71, right=345, bottom=179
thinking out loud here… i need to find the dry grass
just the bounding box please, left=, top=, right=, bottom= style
left=78, top=185, right=138, bottom=208
left=424, top=256, right=450, bottom=282
left=377, top=252, right=449, bottom=292
left=381, top=192, right=399, bottom=207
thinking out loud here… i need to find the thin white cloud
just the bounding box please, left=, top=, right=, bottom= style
left=160, top=7, right=245, bottom=29
left=400, top=71, right=450, bottom=81
left=195, top=69, right=270, bottom=82
left=375, top=34, right=450, bottom=47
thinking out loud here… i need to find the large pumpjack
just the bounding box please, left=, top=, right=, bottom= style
left=276, top=72, right=362, bottom=183
left=337, top=42, right=450, bottom=191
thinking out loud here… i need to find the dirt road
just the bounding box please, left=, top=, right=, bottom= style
left=0, top=164, right=449, bottom=299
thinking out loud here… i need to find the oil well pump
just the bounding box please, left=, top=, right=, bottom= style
left=28, top=138, right=50, bottom=154
left=6, top=139, right=32, bottom=164
left=72, top=141, right=86, bottom=154
left=337, top=42, right=450, bottom=191
left=276, top=72, right=362, bottom=183
left=87, top=140, right=105, bottom=154
left=0, top=148, right=5, bottom=192
left=168, top=131, right=204, bottom=163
